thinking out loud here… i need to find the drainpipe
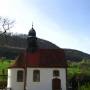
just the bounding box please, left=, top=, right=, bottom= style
left=24, top=64, right=27, bottom=90
left=24, top=53, right=27, bottom=90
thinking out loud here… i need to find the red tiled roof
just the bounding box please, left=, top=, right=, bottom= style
left=10, top=49, right=67, bottom=68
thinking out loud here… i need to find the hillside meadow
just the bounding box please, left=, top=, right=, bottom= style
left=67, top=59, right=90, bottom=79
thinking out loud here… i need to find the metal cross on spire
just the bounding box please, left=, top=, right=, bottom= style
left=32, top=22, right=33, bottom=28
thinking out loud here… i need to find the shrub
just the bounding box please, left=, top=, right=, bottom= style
left=79, top=83, right=90, bottom=90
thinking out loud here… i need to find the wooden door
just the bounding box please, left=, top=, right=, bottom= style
left=52, top=78, right=61, bottom=90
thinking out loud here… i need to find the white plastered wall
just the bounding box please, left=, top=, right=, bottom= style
left=26, top=68, right=66, bottom=90
left=7, top=68, right=24, bottom=90
left=7, top=68, right=66, bottom=90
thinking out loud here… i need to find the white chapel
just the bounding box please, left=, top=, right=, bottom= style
left=7, top=26, right=67, bottom=90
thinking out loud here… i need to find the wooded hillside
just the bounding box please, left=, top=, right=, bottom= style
left=0, top=33, right=90, bottom=61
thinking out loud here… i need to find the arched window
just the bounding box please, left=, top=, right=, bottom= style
left=53, top=70, right=59, bottom=77
left=33, top=70, right=40, bottom=82
left=17, top=70, right=23, bottom=82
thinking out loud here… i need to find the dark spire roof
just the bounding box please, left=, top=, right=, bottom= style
left=28, top=24, right=36, bottom=37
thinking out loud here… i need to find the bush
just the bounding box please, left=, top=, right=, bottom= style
left=0, top=81, right=7, bottom=89
left=79, top=83, right=90, bottom=90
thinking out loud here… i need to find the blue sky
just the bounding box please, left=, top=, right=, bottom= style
left=0, top=0, right=90, bottom=54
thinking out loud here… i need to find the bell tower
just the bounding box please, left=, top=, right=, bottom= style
left=27, top=25, right=37, bottom=52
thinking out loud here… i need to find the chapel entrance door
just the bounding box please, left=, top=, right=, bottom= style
left=52, top=78, right=61, bottom=90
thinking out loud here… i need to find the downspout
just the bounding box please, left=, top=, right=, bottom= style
left=24, top=53, right=27, bottom=90
left=66, top=68, right=68, bottom=90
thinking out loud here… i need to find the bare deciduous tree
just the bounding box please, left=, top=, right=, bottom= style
left=0, top=17, right=15, bottom=34
left=0, top=17, right=15, bottom=46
